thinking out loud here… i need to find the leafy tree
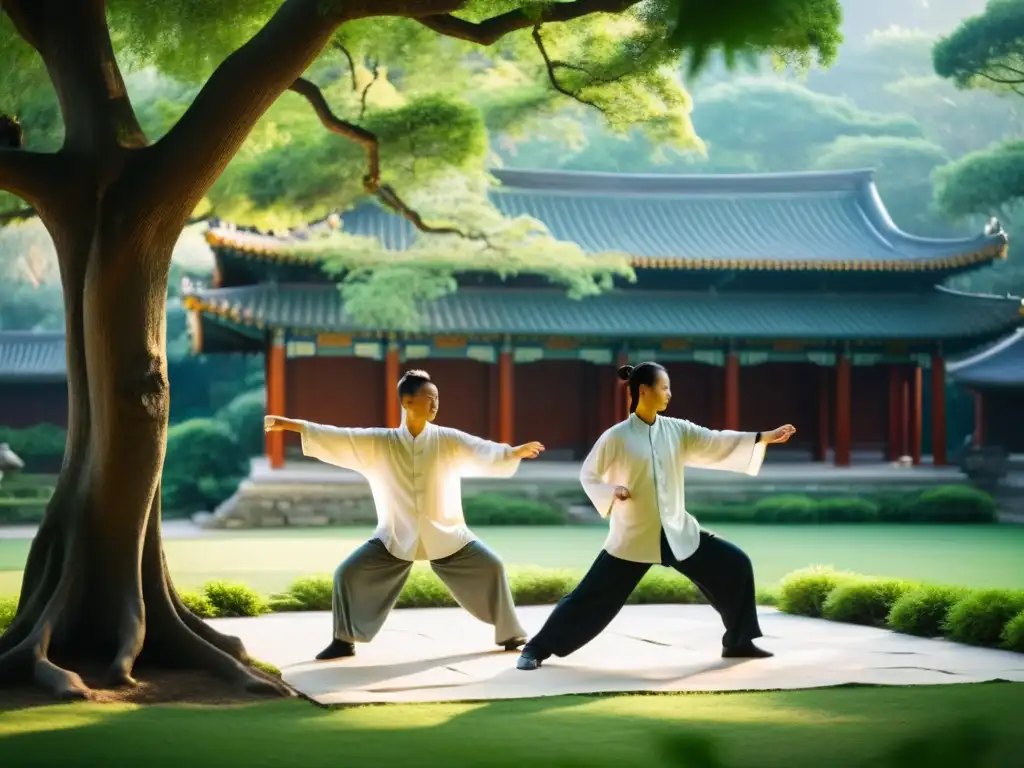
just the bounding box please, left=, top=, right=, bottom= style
left=687, top=78, right=921, bottom=171
left=0, top=0, right=844, bottom=700
left=933, top=0, right=1024, bottom=97
left=934, top=141, right=1024, bottom=225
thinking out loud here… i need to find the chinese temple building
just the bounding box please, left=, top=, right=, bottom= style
left=0, top=331, right=68, bottom=429
left=183, top=168, right=1017, bottom=469
left=948, top=327, right=1024, bottom=454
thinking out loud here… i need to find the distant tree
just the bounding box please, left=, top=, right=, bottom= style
left=933, top=141, right=1024, bottom=226
left=933, top=0, right=1024, bottom=97
left=812, top=134, right=956, bottom=235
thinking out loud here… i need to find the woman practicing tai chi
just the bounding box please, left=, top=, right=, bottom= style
left=517, top=362, right=795, bottom=671
left=264, top=369, right=545, bottom=661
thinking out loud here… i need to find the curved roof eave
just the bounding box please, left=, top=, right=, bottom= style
left=854, top=175, right=1009, bottom=260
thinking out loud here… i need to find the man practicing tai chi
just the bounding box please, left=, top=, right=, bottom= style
left=264, top=369, right=544, bottom=661
left=517, top=361, right=795, bottom=671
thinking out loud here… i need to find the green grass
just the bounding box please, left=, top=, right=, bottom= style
left=2, top=523, right=1023, bottom=597
left=0, top=684, right=1020, bottom=767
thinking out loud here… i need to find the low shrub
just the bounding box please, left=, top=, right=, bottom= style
left=815, top=497, right=879, bottom=523
left=162, top=418, right=248, bottom=516
left=753, top=495, right=818, bottom=523
left=0, top=595, right=16, bottom=633
left=395, top=566, right=459, bottom=609
left=462, top=493, right=565, bottom=526
left=776, top=566, right=858, bottom=617
left=178, top=589, right=217, bottom=619
left=943, top=589, right=1024, bottom=646
left=628, top=570, right=705, bottom=605
left=278, top=575, right=332, bottom=611
left=508, top=566, right=579, bottom=605
left=907, top=485, right=998, bottom=523
left=202, top=580, right=268, bottom=617
left=1000, top=610, right=1024, bottom=653
left=215, top=388, right=266, bottom=458
left=821, top=578, right=916, bottom=627
left=886, top=585, right=969, bottom=637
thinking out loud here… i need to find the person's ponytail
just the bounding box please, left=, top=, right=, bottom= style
left=616, top=365, right=634, bottom=382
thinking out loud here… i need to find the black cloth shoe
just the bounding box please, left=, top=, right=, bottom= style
left=722, top=641, right=773, bottom=659
left=501, top=636, right=527, bottom=652
left=315, top=639, right=356, bottom=660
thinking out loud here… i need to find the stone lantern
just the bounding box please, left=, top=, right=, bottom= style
left=0, top=442, right=25, bottom=488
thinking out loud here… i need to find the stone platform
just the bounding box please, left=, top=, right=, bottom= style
left=213, top=605, right=1024, bottom=705
left=203, top=454, right=970, bottom=528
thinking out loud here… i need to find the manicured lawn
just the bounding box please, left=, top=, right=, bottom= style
left=0, top=684, right=1021, bottom=767
left=2, top=523, right=1023, bottom=597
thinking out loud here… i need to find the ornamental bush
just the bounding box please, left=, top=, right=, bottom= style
left=821, top=578, right=916, bottom=627
left=776, top=566, right=859, bottom=617
left=462, top=493, right=566, bottom=525
left=201, top=580, right=268, bottom=617
left=943, top=589, right=1024, bottom=646
left=1000, top=610, right=1024, bottom=653
left=753, top=494, right=818, bottom=523
left=886, top=585, right=970, bottom=637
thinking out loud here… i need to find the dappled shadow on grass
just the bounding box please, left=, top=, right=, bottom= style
left=0, top=683, right=1020, bottom=767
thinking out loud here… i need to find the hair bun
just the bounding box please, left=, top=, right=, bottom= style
left=616, top=364, right=634, bottom=381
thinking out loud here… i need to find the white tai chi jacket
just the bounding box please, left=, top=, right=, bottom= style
left=299, top=420, right=521, bottom=561
left=580, top=413, right=766, bottom=564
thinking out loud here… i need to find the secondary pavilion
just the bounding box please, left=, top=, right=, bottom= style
left=183, top=168, right=1017, bottom=468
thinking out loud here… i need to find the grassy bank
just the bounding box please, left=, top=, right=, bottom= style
left=0, top=684, right=1021, bottom=767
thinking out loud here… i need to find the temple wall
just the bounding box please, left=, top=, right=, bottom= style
left=284, top=356, right=385, bottom=452
left=0, top=382, right=68, bottom=429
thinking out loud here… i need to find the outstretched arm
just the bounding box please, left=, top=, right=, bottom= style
left=264, top=415, right=378, bottom=473
left=452, top=431, right=544, bottom=478
left=680, top=422, right=795, bottom=475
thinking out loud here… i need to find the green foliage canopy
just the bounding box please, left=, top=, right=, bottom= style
left=933, top=0, right=1024, bottom=96
left=1, top=0, right=845, bottom=326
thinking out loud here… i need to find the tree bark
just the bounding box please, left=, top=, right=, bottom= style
left=0, top=208, right=287, bottom=698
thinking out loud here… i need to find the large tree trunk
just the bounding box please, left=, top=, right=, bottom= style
left=0, top=209, right=288, bottom=700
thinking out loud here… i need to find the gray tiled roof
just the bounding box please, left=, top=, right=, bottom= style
left=205, top=168, right=1008, bottom=270
left=188, top=284, right=1023, bottom=341
left=948, top=328, right=1024, bottom=387
left=0, top=332, right=66, bottom=381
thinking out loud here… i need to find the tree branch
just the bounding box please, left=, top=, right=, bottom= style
left=532, top=25, right=605, bottom=112
left=145, top=0, right=355, bottom=223
left=359, top=59, right=380, bottom=119
left=334, top=42, right=359, bottom=91
left=288, top=77, right=488, bottom=243
left=417, top=0, right=641, bottom=45
left=0, top=149, right=60, bottom=210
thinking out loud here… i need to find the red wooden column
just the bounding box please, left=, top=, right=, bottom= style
left=816, top=365, right=829, bottom=462
left=615, top=350, right=630, bottom=421
left=887, top=365, right=902, bottom=461
left=724, top=352, right=740, bottom=430
left=931, top=352, right=947, bottom=465
left=498, top=341, right=515, bottom=445
left=384, top=339, right=401, bottom=428
left=265, top=330, right=286, bottom=470
left=973, top=390, right=986, bottom=447
left=910, top=364, right=923, bottom=465
left=834, top=352, right=852, bottom=467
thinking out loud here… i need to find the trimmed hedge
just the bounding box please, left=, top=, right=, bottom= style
left=463, top=493, right=566, bottom=526
left=778, top=565, right=1024, bottom=652
left=2, top=566, right=1021, bottom=656
left=821, top=578, right=915, bottom=627
left=887, top=586, right=970, bottom=637
left=943, top=589, right=1024, bottom=647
